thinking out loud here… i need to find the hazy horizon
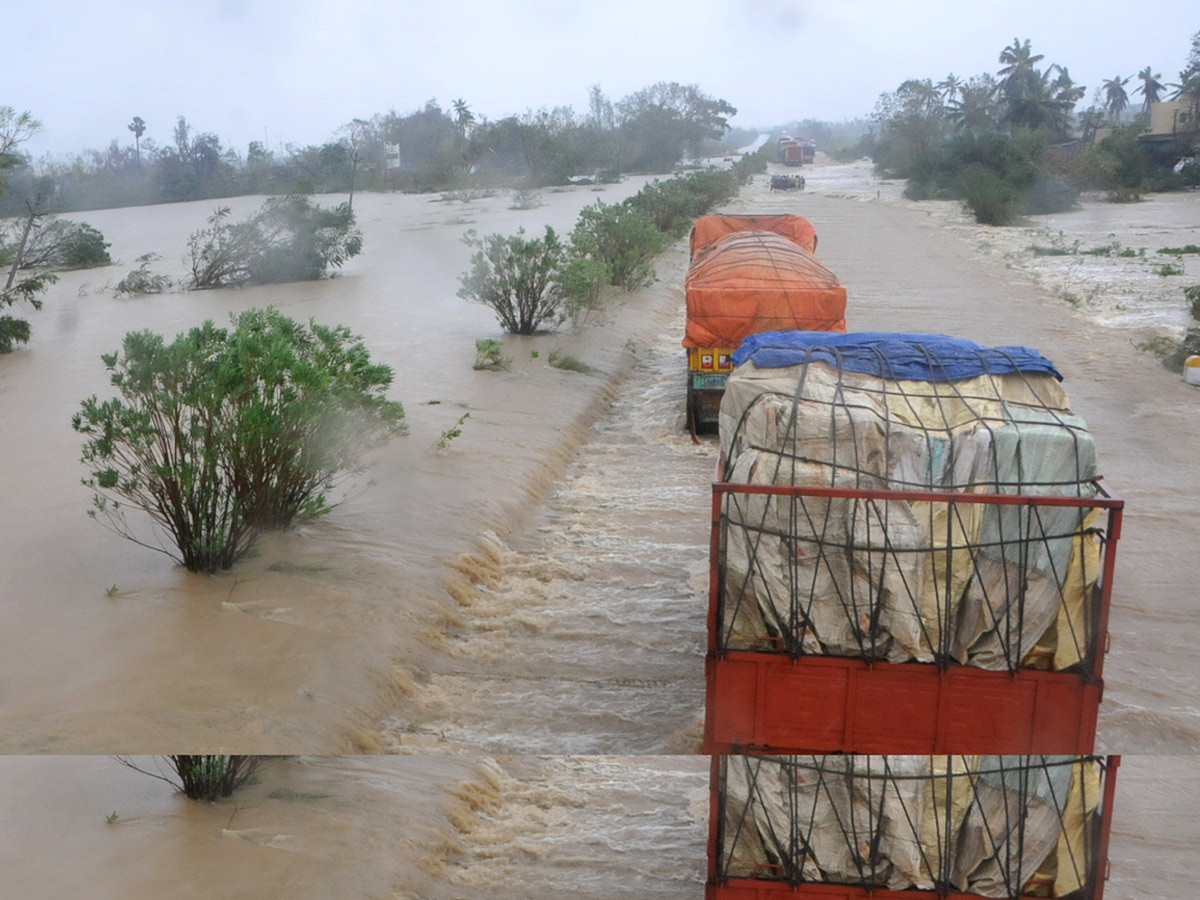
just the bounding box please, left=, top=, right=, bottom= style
left=3, top=0, right=1195, bottom=161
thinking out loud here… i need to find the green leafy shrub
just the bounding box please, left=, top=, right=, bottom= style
left=457, top=226, right=566, bottom=334
left=13, top=219, right=112, bottom=269
left=436, top=412, right=470, bottom=450
left=568, top=202, right=665, bottom=290
left=187, top=196, right=362, bottom=289
left=731, top=146, right=770, bottom=182
left=0, top=270, right=55, bottom=352
left=73, top=307, right=405, bottom=572
left=547, top=349, right=594, bottom=373
left=624, top=169, right=737, bottom=236
left=473, top=337, right=511, bottom=370
left=959, top=163, right=1022, bottom=225
left=55, top=221, right=112, bottom=267
left=557, top=254, right=612, bottom=321
left=113, top=252, right=173, bottom=296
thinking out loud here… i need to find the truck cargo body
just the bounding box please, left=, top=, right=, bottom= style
left=707, top=755, right=1120, bottom=900
left=704, top=477, right=1121, bottom=754
left=704, top=334, right=1122, bottom=754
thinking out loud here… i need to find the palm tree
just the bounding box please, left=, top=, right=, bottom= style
left=945, top=74, right=1002, bottom=132
left=1050, top=66, right=1086, bottom=106
left=936, top=74, right=964, bottom=106
left=1135, top=66, right=1167, bottom=112
left=127, top=116, right=146, bottom=173
left=1003, top=67, right=1077, bottom=134
left=997, top=38, right=1045, bottom=86
left=997, top=38, right=1056, bottom=130
left=1101, top=75, right=1131, bottom=123
left=451, top=98, right=475, bottom=133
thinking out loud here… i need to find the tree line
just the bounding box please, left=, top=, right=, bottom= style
left=863, top=33, right=1200, bottom=224
left=0, top=82, right=738, bottom=218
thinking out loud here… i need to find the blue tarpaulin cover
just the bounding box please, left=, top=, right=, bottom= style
left=731, top=331, right=1063, bottom=382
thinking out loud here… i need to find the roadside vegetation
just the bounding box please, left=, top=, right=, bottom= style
left=73, top=308, right=405, bottom=573
left=2, top=108, right=95, bottom=351
left=458, top=152, right=762, bottom=334
left=1139, top=284, right=1200, bottom=372
left=855, top=31, right=1200, bottom=225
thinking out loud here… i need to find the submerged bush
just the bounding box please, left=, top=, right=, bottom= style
left=959, top=163, right=1022, bottom=225
left=117, top=756, right=263, bottom=801
left=1186, top=285, right=1200, bottom=321
left=624, top=169, right=737, bottom=237
left=473, top=337, right=511, bottom=370
left=113, top=252, right=173, bottom=296
left=557, top=254, right=612, bottom=322
left=15, top=218, right=112, bottom=269
left=73, top=307, right=405, bottom=572
left=187, top=196, right=362, bottom=289
left=568, top=202, right=665, bottom=290
left=1139, top=328, right=1200, bottom=373
left=457, top=226, right=567, bottom=335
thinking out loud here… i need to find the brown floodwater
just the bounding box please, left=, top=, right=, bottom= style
left=0, top=754, right=1193, bottom=899
left=0, top=178, right=665, bottom=753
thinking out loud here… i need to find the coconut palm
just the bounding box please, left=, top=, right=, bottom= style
left=128, top=116, right=146, bottom=173
left=945, top=74, right=1002, bottom=132
left=936, top=74, right=964, bottom=106
left=1102, top=75, right=1131, bottom=123
left=998, top=38, right=1045, bottom=86
left=451, top=98, right=475, bottom=133
left=1135, top=67, right=1167, bottom=112
left=997, top=38, right=1062, bottom=130
left=1050, top=66, right=1086, bottom=106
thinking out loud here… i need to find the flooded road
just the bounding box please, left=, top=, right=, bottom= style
left=372, top=168, right=1200, bottom=755
left=380, top=261, right=715, bottom=753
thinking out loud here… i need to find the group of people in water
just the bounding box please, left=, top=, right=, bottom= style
left=770, top=174, right=806, bottom=191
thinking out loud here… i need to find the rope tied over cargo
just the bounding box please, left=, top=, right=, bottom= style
left=717, top=755, right=1108, bottom=898
left=715, top=334, right=1111, bottom=674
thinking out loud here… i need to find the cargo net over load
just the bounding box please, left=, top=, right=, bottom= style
left=714, top=754, right=1114, bottom=899
left=715, top=332, right=1120, bottom=674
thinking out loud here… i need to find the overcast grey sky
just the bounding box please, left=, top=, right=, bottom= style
left=4, top=0, right=1195, bottom=159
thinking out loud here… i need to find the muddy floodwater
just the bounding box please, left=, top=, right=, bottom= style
left=0, top=755, right=1193, bottom=899
left=3, top=155, right=1200, bottom=896
left=0, top=177, right=670, bottom=752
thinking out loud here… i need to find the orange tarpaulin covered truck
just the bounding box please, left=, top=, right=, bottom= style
left=683, top=214, right=846, bottom=434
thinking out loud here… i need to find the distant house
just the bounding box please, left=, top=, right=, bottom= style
left=1138, top=98, right=1200, bottom=155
